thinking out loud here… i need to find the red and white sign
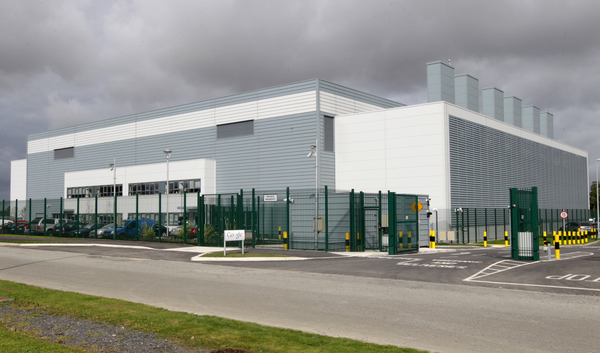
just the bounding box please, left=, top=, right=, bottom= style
left=560, top=211, right=568, bottom=219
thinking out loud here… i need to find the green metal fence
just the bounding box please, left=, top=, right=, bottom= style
left=1, top=188, right=421, bottom=254
left=452, top=206, right=592, bottom=244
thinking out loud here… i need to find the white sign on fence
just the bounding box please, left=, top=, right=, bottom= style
left=224, top=230, right=245, bottom=255
left=263, top=194, right=278, bottom=202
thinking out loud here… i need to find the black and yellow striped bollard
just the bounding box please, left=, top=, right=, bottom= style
left=504, top=231, right=508, bottom=247
left=484, top=231, right=487, bottom=247
left=554, top=232, right=560, bottom=260
left=283, top=231, right=288, bottom=250
left=345, top=232, right=350, bottom=252
left=429, top=230, right=436, bottom=249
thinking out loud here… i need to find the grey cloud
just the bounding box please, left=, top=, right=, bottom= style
left=1, top=0, right=600, bottom=200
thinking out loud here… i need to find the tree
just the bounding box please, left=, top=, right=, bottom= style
left=590, top=181, right=598, bottom=210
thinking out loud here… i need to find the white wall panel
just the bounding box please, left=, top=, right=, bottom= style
left=10, top=159, right=27, bottom=201
left=64, top=159, right=216, bottom=197
left=319, top=91, right=384, bottom=116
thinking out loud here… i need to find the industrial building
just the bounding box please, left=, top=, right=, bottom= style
left=10, top=61, right=589, bottom=245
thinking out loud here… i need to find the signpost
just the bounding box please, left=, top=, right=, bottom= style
left=560, top=210, right=568, bottom=236
left=224, top=230, right=245, bottom=256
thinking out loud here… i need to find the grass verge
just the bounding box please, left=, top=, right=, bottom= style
left=0, top=327, right=82, bottom=352
left=0, top=280, right=426, bottom=353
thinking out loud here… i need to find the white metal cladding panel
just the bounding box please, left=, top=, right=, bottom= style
left=335, top=104, right=447, bottom=200
left=10, top=159, right=27, bottom=201
left=319, top=91, right=387, bottom=116
left=319, top=80, right=404, bottom=109
left=28, top=90, right=317, bottom=154
left=448, top=116, right=588, bottom=209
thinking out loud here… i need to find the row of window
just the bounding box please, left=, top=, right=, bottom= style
left=67, top=179, right=201, bottom=198
left=67, top=185, right=123, bottom=198
left=129, top=179, right=201, bottom=195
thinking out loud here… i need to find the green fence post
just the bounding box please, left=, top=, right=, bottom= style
left=59, top=197, right=63, bottom=237
left=158, top=193, right=162, bottom=243
left=461, top=210, right=465, bottom=244
left=76, top=197, right=80, bottom=237
left=113, top=192, right=117, bottom=241
left=286, top=187, right=290, bottom=249
left=135, top=194, right=139, bottom=241
left=183, top=191, right=187, bottom=244
left=359, top=191, right=365, bottom=252
left=252, top=189, right=256, bottom=248
left=494, top=208, right=498, bottom=241
left=1, top=200, right=4, bottom=234
left=218, top=194, right=222, bottom=247
left=43, top=198, right=47, bottom=236
left=325, top=185, right=329, bottom=252
left=466, top=208, right=470, bottom=243
left=14, top=199, right=18, bottom=235
left=28, top=198, right=32, bottom=236
left=94, top=195, right=98, bottom=239
left=388, top=191, right=396, bottom=255
left=378, top=190, right=382, bottom=252
left=532, top=187, right=539, bottom=261
left=474, top=208, right=478, bottom=243
left=349, top=189, right=355, bottom=251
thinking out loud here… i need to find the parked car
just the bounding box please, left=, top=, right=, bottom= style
left=97, top=224, right=114, bottom=238
left=16, top=222, right=30, bottom=235
left=77, top=223, right=107, bottom=238
left=559, top=221, right=592, bottom=232
left=1, top=220, right=27, bottom=234
left=103, top=219, right=155, bottom=240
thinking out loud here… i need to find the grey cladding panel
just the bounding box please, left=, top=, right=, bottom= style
left=448, top=116, right=587, bottom=210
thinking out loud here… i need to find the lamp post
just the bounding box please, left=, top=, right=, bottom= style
left=164, top=149, right=172, bottom=228
left=596, top=158, right=600, bottom=224
left=307, top=139, right=318, bottom=250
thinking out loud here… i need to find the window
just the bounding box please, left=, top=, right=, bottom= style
left=324, top=116, right=334, bottom=151
left=217, top=120, right=254, bottom=139
left=54, top=147, right=74, bottom=159
left=67, top=184, right=122, bottom=198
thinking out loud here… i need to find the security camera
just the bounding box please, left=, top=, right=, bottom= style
left=307, top=151, right=314, bottom=157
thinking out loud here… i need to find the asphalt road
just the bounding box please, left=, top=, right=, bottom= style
left=0, top=241, right=599, bottom=352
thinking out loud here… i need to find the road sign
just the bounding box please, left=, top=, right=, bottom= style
left=410, top=201, right=423, bottom=213
left=560, top=211, right=568, bottom=219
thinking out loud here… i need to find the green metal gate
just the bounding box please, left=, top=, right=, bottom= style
left=388, top=192, right=419, bottom=255
left=510, top=187, right=539, bottom=261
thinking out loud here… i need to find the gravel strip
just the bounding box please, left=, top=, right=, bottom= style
left=0, top=304, right=209, bottom=352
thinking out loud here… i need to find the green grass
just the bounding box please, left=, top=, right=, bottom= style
left=0, top=280, right=426, bottom=353
left=202, top=252, right=287, bottom=258
left=0, top=328, right=83, bottom=352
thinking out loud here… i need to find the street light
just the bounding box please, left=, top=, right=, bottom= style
left=307, top=140, right=318, bottom=250
left=164, top=149, right=172, bottom=228
left=596, top=158, right=600, bottom=228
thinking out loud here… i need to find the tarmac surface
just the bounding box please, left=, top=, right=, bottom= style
left=2, top=235, right=600, bottom=296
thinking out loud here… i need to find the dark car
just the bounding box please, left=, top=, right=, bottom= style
left=77, top=223, right=107, bottom=238
left=1, top=220, right=27, bottom=234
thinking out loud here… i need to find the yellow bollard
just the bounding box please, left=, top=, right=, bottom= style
left=484, top=231, right=487, bottom=247
left=431, top=230, right=436, bottom=249
left=345, top=232, right=350, bottom=252
left=283, top=231, right=288, bottom=250
left=408, top=231, right=412, bottom=249
left=504, top=231, right=508, bottom=247
left=399, top=231, right=403, bottom=249
left=278, top=226, right=281, bottom=240
left=554, top=232, right=560, bottom=260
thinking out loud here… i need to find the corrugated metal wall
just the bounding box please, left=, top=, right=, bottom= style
left=448, top=116, right=587, bottom=210
left=26, top=79, right=403, bottom=200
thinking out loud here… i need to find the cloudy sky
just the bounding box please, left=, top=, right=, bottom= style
left=1, top=0, right=599, bottom=201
